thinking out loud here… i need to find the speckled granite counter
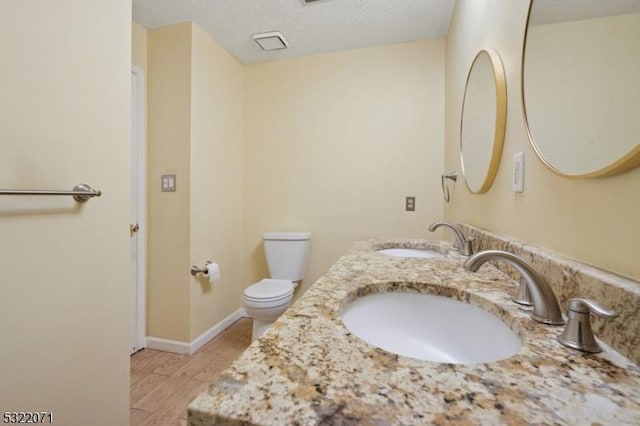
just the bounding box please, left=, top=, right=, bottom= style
left=189, top=237, right=640, bottom=425
left=461, top=224, right=640, bottom=365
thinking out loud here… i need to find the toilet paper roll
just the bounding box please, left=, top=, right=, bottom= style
left=206, top=262, right=221, bottom=283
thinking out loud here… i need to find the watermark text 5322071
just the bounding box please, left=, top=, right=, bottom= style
left=3, top=412, right=53, bottom=424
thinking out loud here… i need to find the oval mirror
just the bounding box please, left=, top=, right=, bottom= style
left=460, top=49, right=507, bottom=193
left=522, top=1, right=640, bottom=178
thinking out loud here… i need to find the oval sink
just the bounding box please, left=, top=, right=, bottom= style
left=377, top=248, right=442, bottom=259
left=341, top=292, right=522, bottom=364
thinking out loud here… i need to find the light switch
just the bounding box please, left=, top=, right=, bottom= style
left=162, top=174, right=176, bottom=192
left=513, top=153, right=525, bottom=193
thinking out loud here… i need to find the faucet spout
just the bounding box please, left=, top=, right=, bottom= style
left=428, top=221, right=473, bottom=256
left=463, top=250, right=565, bottom=325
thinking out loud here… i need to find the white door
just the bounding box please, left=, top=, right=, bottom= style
left=131, top=66, right=146, bottom=354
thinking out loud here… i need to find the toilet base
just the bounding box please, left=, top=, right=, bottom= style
left=251, top=319, right=272, bottom=342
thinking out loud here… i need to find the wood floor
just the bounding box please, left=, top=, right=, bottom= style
left=130, top=318, right=252, bottom=425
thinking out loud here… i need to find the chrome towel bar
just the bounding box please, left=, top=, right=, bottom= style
left=0, top=183, right=102, bottom=203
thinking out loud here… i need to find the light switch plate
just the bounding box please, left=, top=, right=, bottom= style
left=513, top=153, right=525, bottom=193
left=162, top=174, right=176, bottom=192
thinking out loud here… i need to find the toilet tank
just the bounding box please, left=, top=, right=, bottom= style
left=262, top=232, right=311, bottom=282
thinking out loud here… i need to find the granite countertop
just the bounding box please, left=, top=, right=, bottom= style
left=189, top=238, right=640, bottom=425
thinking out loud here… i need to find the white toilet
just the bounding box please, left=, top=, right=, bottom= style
left=243, top=232, right=311, bottom=341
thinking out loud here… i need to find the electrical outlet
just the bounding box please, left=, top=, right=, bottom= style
left=405, top=196, right=415, bottom=211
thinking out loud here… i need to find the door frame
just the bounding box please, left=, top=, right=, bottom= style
left=131, top=65, right=147, bottom=352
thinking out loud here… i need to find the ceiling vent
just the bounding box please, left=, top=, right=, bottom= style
left=252, top=31, right=289, bottom=51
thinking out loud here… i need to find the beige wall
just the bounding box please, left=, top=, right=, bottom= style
left=143, top=28, right=445, bottom=341
left=147, top=23, right=192, bottom=341
left=445, top=0, right=640, bottom=281
left=146, top=23, right=246, bottom=342
left=189, top=24, right=245, bottom=339
left=132, top=21, right=147, bottom=71
left=244, top=40, right=445, bottom=294
left=0, top=1, right=131, bottom=424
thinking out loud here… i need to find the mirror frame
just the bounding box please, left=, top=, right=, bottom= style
left=521, top=2, right=640, bottom=179
left=460, top=48, right=507, bottom=194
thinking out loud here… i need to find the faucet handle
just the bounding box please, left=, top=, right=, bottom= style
left=557, top=298, right=618, bottom=353
left=568, top=298, right=618, bottom=318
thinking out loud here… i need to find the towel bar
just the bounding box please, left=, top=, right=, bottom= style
left=0, top=183, right=101, bottom=203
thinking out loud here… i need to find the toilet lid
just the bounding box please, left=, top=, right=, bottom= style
left=244, top=279, right=294, bottom=300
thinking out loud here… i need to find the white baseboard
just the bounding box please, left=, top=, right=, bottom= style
left=189, top=308, right=248, bottom=354
left=145, top=308, right=248, bottom=355
left=145, top=336, right=191, bottom=355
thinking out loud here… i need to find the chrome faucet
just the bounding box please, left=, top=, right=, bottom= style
left=428, top=221, right=474, bottom=256
left=463, top=250, right=565, bottom=325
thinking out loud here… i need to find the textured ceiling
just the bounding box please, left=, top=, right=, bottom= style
left=531, top=0, right=640, bottom=25
left=133, top=0, right=456, bottom=64
left=132, top=0, right=640, bottom=64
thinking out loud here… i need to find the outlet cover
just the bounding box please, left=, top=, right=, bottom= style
left=406, top=196, right=416, bottom=211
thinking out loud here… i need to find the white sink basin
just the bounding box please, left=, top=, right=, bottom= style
left=341, top=292, right=522, bottom=364
left=377, top=248, right=442, bottom=259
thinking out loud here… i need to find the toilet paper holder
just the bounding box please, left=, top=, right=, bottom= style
left=190, top=261, right=213, bottom=276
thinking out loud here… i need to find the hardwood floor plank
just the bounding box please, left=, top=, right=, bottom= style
left=130, top=408, right=153, bottom=426
left=130, top=318, right=252, bottom=424
left=132, top=373, right=190, bottom=412
left=138, top=380, right=210, bottom=426
left=177, top=406, right=189, bottom=421
left=131, top=373, right=166, bottom=406
left=192, top=348, right=243, bottom=383
left=152, top=352, right=190, bottom=376
left=170, top=350, right=221, bottom=381
left=131, top=350, right=175, bottom=384
left=200, top=318, right=252, bottom=353
left=131, top=349, right=171, bottom=372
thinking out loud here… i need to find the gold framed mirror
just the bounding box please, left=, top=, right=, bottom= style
left=522, top=1, right=640, bottom=178
left=460, top=49, right=507, bottom=194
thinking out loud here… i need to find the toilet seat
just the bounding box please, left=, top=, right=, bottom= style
left=242, top=278, right=294, bottom=324
left=243, top=297, right=293, bottom=325
left=243, top=279, right=293, bottom=302
left=242, top=278, right=295, bottom=329
left=243, top=293, right=292, bottom=305
left=243, top=296, right=292, bottom=311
